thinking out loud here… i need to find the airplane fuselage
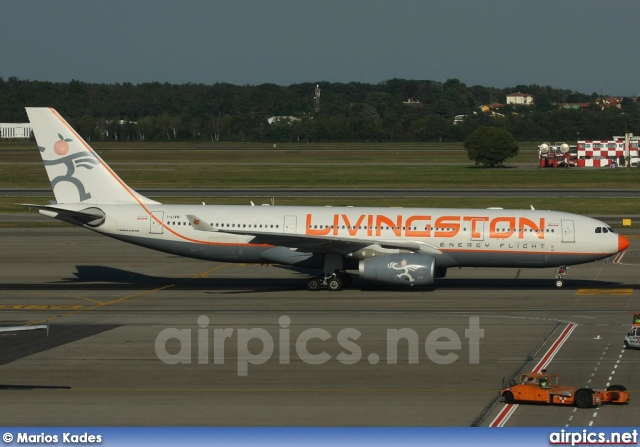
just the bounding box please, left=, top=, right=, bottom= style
left=74, top=204, right=623, bottom=269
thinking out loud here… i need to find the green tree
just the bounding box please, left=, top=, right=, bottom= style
left=136, top=116, right=155, bottom=141
left=464, top=126, right=519, bottom=166
left=267, top=121, right=293, bottom=142
left=2, top=76, right=638, bottom=143
left=76, top=115, right=97, bottom=141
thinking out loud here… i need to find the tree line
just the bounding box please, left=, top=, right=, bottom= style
left=1, top=76, right=639, bottom=143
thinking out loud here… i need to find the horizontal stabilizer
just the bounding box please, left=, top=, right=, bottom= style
left=22, top=204, right=106, bottom=227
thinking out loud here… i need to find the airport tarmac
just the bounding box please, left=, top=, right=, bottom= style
left=0, top=227, right=639, bottom=426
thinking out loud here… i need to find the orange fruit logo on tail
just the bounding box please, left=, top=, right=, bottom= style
left=54, top=133, right=73, bottom=155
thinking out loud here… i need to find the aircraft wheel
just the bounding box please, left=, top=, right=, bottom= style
left=554, top=279, right=565, bottom=289
left=327, top=277, right=343, bottom=292
left=306, top=278, right=322, bottom=291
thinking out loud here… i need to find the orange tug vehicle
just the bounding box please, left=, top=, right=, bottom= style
left=500, top=371, right=630, bottom=409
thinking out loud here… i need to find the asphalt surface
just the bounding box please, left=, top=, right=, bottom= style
left=0, top=228, right=638, bottom=426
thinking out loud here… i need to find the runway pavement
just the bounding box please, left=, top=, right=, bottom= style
left=0, top=228, right=639, bottom=426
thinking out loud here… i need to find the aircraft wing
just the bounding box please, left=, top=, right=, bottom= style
left=186, top=215, right=442, bottom=256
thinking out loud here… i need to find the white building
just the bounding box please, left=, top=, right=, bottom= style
left=267, top=116, right=301, bottom=125
left=506, top=92, right=534, bottom=106
left=0, top=123, right=32, bottom=139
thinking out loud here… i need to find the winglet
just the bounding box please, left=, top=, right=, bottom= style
left=186, top=215, right=217, bottom=232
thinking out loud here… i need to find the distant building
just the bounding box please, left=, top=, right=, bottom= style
left=506, top=92, right=534, bottom=106
left=403, top=98, right=423, bottom=107
left=480, top=103, right=504, bottom=112
left=595, top=97, right=623, bottom=109
left=453, top=114, right=466, bottom=125
left=555, top=102, right=590, bottom=110
left=0, top=123, right=32, bottom=139
left=267, top=116, right=301, bottom=125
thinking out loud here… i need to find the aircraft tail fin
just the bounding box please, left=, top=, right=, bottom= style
left=26, top=107, right=158, bottom=205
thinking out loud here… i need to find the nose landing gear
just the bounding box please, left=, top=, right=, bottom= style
left=554, top=266, right=569, bottom=288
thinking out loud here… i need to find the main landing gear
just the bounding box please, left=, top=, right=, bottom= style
left=306, top=271, right=353, bottom=292
left=306, top=253, right=351, bottom=291
left=554, top=266, right=569, bottom=288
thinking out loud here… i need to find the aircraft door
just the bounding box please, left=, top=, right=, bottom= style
left=284, top=215, right=297, bottom=234
left=470, top=219, right=485, bottom=241
left=561, top=220, right=575, bottom=243
left=150, top=211, right=164, bottom=234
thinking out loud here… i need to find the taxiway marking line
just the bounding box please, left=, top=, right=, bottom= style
left=0, top=305, right=83, bottom=310
left=575, top=289, right=633, bottom=296
left=24, top=284, right=175, bottom=326
left=22, top=264, right=233, bottom=325
left=489, top=323, right=577, bottom=427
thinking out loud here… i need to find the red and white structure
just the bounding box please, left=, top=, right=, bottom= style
left=538, top=142, right=576, bottom=168
left=577, top=139, right=639, bottom=167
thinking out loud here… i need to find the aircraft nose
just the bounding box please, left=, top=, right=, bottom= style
left=618, top=234, right=630, bottom=252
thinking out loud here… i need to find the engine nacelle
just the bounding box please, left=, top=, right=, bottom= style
left=359, top=254, right=436, bottom=287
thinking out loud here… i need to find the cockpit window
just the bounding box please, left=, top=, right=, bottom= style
left=607, top=227, right=616, bottom=233
left=602, top=227, right=609, bottom=233
left=595, top=227, right=601, bottom=233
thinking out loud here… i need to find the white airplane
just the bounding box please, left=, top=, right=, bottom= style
left=25, top=107, right=630, bottom=291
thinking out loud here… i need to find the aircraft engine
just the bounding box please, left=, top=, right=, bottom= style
left=359, top=253, right=436, bottom=287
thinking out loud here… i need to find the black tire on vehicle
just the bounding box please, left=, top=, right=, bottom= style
left=624, top=340, right=630, bottom=348
left=503, top=391, right=515, bottom=404
left=606, top=385, right=627, bottom=391
left=574, top=390, right=593, bottom=409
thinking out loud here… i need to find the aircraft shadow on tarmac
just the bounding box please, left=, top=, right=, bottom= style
left=56, top=265, right=309, bottom=291
left=16, top=265, right=633, bottom=292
